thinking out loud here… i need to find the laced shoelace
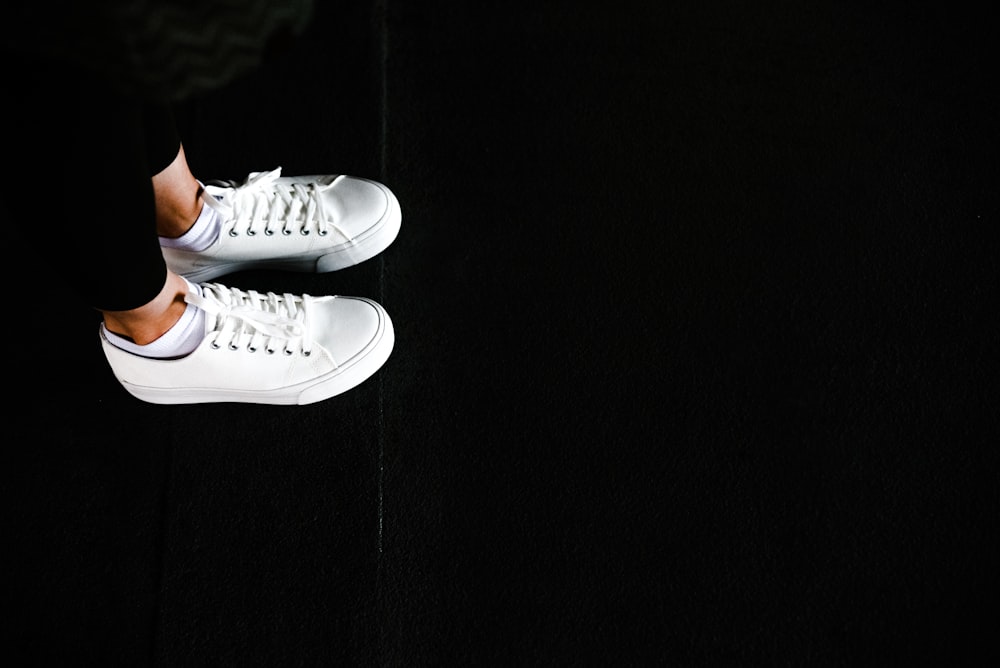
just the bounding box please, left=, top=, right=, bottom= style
left=188, top=283, right=335, bottom=362
left=203, top=168, right=352, bottom=239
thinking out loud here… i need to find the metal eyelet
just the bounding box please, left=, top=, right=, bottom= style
left=247, top=345, right=257, bottom=353
left=283, top=348, right=294, bottom=356
left=229, top=229, right=239, bottom=237
left=300, top=229, right=310, bottom=236
left=282, top=229, right=292, bottom=236
left=317, top=229, right=329, bottom=237
left=210, top=341, right=221, bottom=349
left=265, top=348, right=276, bottom=355
left=247, top=229, right=256, bottom=236
left=302, top=350, right=312, bottom=357
left=264, top=229, right=274, bottom=236
left=229, top=342, right=240, bottom=351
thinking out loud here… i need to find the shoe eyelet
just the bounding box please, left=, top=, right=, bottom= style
left=247, top=229, right=256, bottom=236
left=210, top=341, right=221, bottom=349
left=247, top=345, right=257, bottom=353
left=229, top=229, right=239, bottom=237
left=300, top=229, right=310, bottom=236
left=317, top=229, right=329, bottom=237
left=283, top=348, right=294, bottom=356
left=265, top=348, right=276, bottom=355
left=229, top=343, right=240, bottom=351
left=282, top=229, right=292, bottom=236
left=264, top=229, right=274, bottom=236
left=302, top=350, right=312, bottom=357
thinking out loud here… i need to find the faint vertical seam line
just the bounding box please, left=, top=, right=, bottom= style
left=377, top=0, right=388, bottom=561
left=148, top=409, right=177, bottom=664
left=376, top=1, right=389, bottom=663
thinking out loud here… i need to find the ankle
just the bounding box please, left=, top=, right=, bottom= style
left=155, top=189, right=204, bottom=239
left=102, top=272, right=190, bottom=345
left=153, top=144, right=204, bottom=238
left=159, top=199, right=221, bottom=252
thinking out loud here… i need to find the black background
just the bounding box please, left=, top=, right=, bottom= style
left=7, top=0, right=998, bottom=664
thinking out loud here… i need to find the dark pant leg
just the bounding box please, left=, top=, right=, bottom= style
left=3, top=51, right=171, bottom=312
left=142, top=103, right=182, bottom=178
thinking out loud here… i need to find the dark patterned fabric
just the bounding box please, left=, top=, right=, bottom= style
left=1, top=0, right=315, bottom=101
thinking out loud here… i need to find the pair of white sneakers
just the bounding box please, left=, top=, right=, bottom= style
left=101, top=168, right=401, bottom=405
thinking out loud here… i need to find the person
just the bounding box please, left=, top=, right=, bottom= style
left=2, top=0, right=399, bottom=405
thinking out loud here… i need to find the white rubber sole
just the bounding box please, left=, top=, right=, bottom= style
left=111, top=311, right=394, bottom=405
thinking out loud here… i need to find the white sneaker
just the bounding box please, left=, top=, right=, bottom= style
left=162, top=168, right=402, bottom=282
left=101, top=282, right=394, bottom=405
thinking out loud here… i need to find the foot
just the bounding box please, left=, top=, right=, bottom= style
left=101, top=281, right=394, bottom=405
left=161, top=167, right=402, bottom=282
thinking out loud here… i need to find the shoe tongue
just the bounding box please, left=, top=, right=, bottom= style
left=196, top=286, right=303, bottom=340
left=245, top=167, right=283, bottom=189
left=181, top=283, right=220, bottom=336
left=183, top=278, right=202, bottom=298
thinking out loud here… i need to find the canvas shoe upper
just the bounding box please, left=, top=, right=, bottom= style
left=162, top=168, right=402, bottom=282
left=101, top=282, right=393, bottom=405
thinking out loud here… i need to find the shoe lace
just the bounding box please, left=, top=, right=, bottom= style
left=203, top=167, right=352, bottom=240
left=188, top=282, right=333, bottom=360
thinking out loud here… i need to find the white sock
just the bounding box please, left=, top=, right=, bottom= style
left=103, top=284, right=206, bottom=359
left=159, top=200, right=221, bottom=252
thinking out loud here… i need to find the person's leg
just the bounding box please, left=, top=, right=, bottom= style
left=1, top=51, right=178, bottom=318
left=140, top=103, right=203, bottom=240
left=92, top=102, right=195, bottom=345
left=5, top=52, right=396, bottom=404
left=94, top=98, right=395, bottom=403
left=101, top=270, right=189, bottom=345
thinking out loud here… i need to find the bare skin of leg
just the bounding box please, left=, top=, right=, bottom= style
left=100, top=145, right=203, bottom=345
left=152, top=143, right=204, bottom=239
left=101, top=270, right=191, bottom=345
